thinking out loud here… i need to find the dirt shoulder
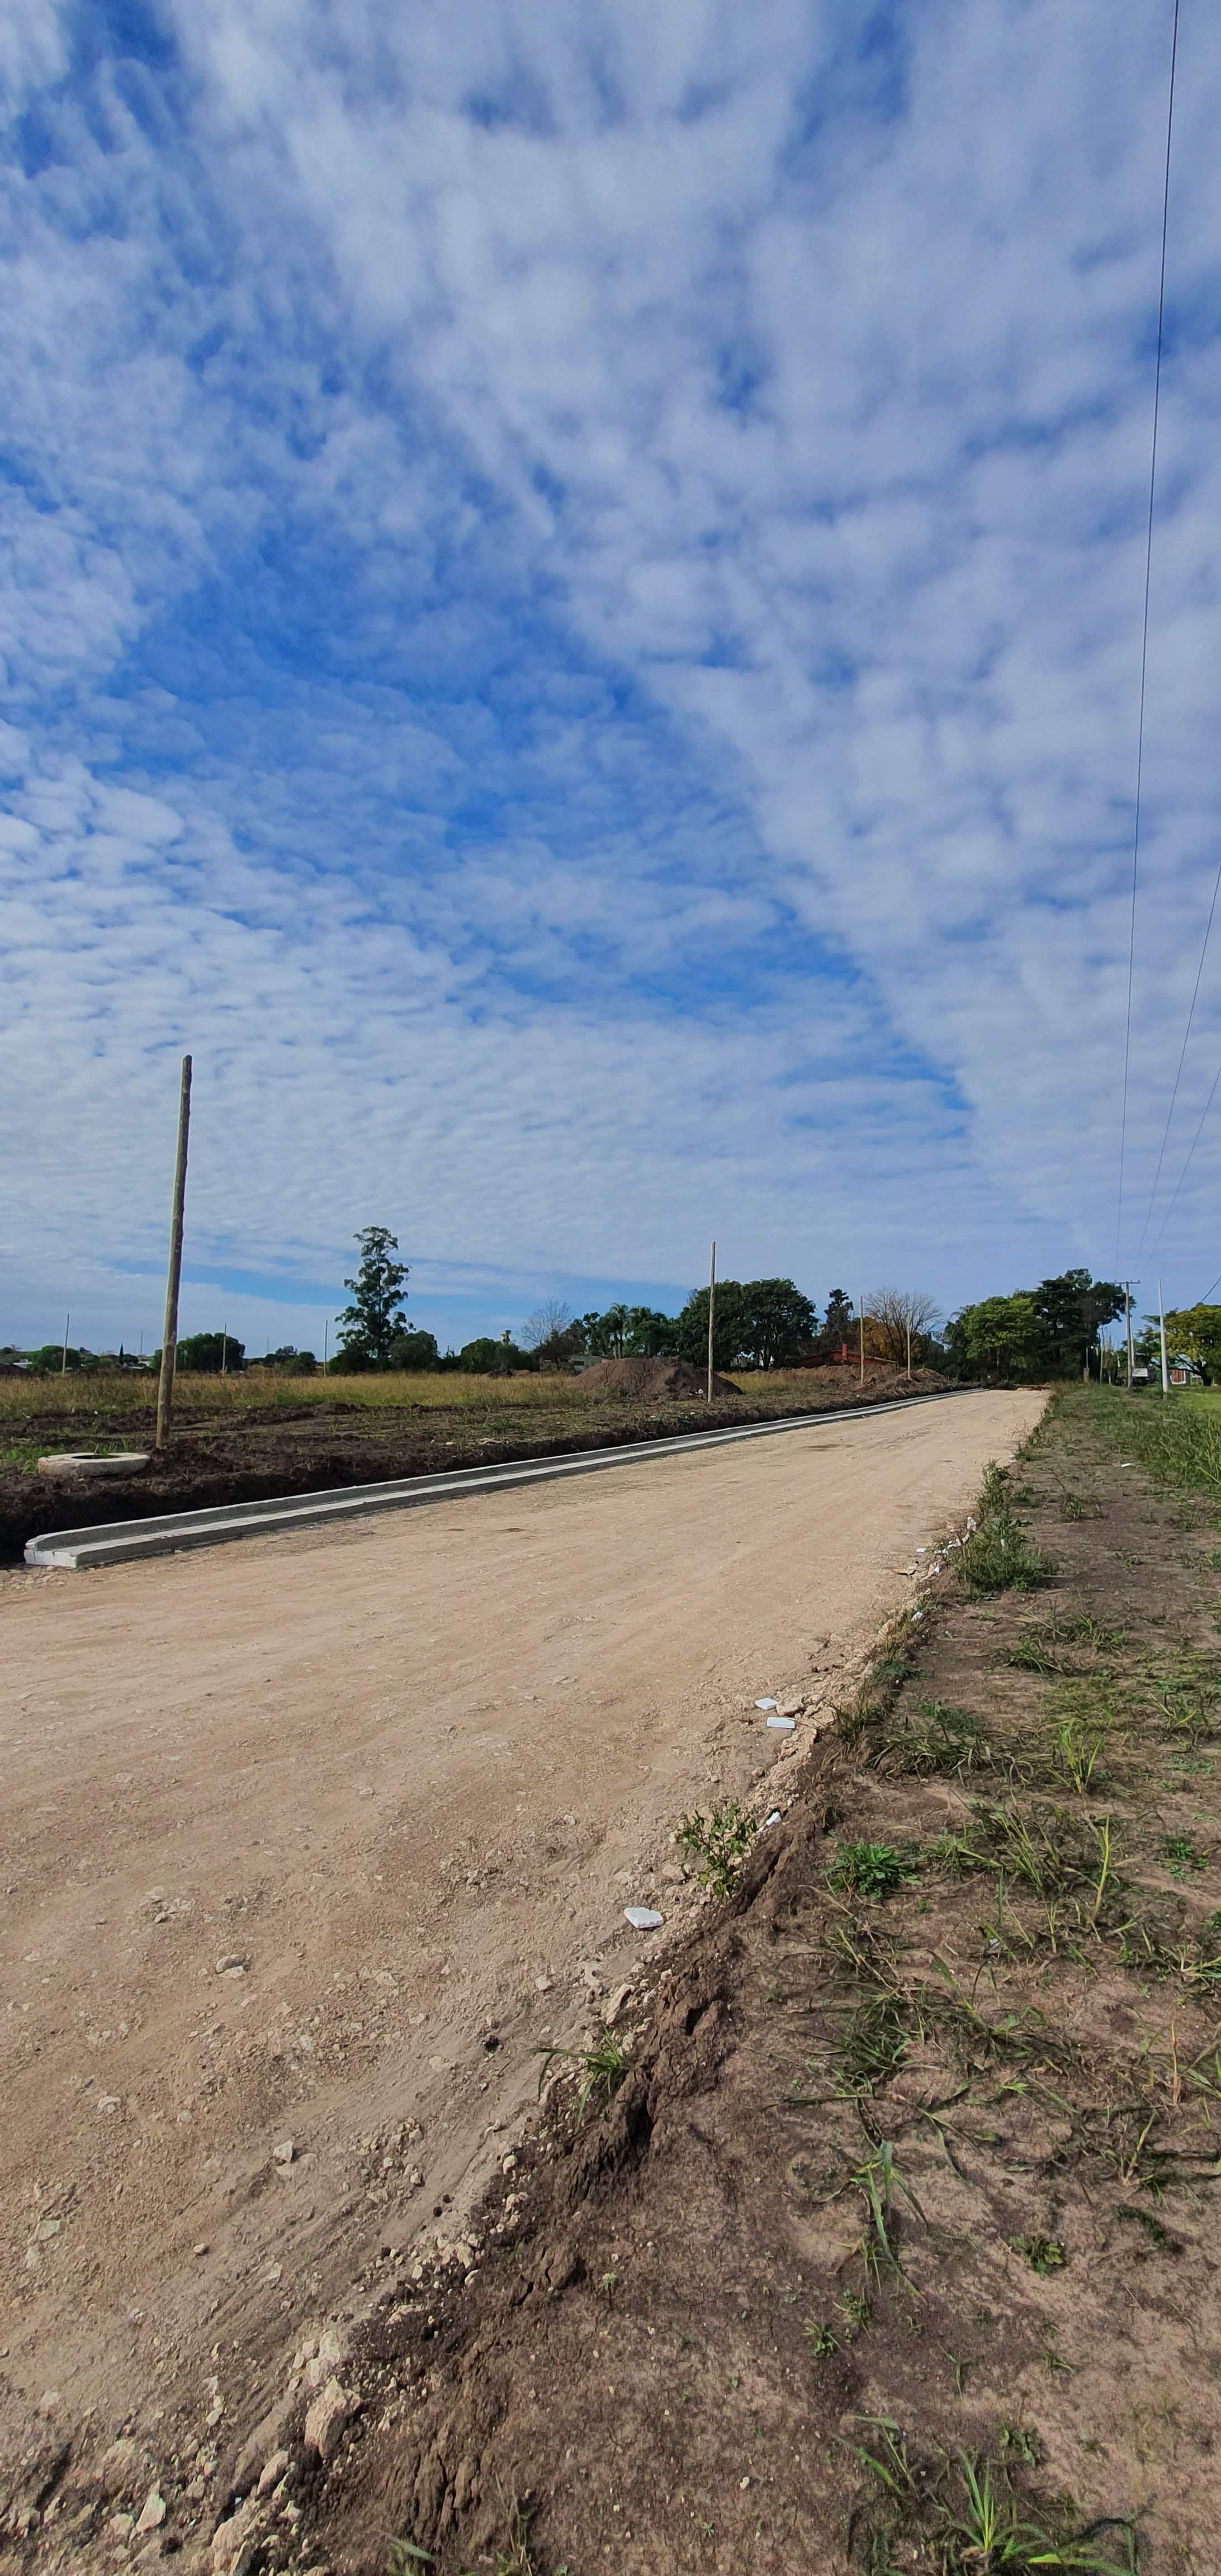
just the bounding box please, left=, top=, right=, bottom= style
left=0, top=1389, right=1038, bottom=2572
left=0, top=1370, right=947, bottom=1565
left=192, top=1385, right=1221, bottom=2576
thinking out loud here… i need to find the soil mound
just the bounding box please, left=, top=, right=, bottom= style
left=576, top=1355, right=740, bottom=1399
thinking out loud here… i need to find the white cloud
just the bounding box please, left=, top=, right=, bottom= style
left=3, top=0, right=1221, bottom=1347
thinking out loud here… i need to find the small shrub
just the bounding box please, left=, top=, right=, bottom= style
left=829, top=1839, right=920, bottom=1900
left=958, top=1514, right=1056, bottom=1597
left=678, top=1800, right=755, bottom=1896
left=536, top=2035, right=629, bottom=2121
left=1012, top=2233, right=1067, bottom=2275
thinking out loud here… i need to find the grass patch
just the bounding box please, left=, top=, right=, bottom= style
left=1011, top=2232, right=1067, bottom=2275
left=829, top=1840, right=921, bottom=1900
left=958, top=1513, right=1057, bottom=1597
left=1160, top=1831, right=1210, bottom=1880
left=536, top=2035, right=630, bottom=2122
left=677, top=1799, right=755, bottom=1896
left=877, top=1700, right=989, bottom=1779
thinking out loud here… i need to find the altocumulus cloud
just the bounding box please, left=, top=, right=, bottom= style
left=2, top=0, right=1220, bottom=1348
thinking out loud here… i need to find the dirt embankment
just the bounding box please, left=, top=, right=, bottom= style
left=0, top=1368, right=948, bottom=1563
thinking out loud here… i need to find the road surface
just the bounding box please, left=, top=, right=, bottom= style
left=0, top=1386, right=1043, bottom=2504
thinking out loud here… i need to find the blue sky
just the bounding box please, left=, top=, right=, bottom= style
left=3, top=0, right=1221, bottom=1355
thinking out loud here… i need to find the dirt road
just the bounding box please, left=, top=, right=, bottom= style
left=0, top=1389, right=1042, bottom=2520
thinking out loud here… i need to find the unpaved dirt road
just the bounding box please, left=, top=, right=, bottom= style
left=0, top=1390, right=1042, bottom=2508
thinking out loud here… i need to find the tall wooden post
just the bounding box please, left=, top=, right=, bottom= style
left=60, top=1312, right=70, bottom=1376
left=859, top=1291, right=865, bottom=1388
left=707, top=1241, right=716, bottom=1402
left=1125, top=1283, right=1134, bottom=1390
left=1158, top=1278, right=1170, bottom=1398
left=155, top=1055, right=192, bottom=1452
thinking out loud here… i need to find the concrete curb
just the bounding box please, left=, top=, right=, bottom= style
left=24, top=1386, right=976, bottom=1571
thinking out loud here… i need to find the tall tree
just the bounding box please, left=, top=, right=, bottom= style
left=1034, top=1271, right=1125, bottom=1376
left=817, top=1290, right=856, bottom=1361
left=675, top=1281, right=746, bottom=1372
left=737, top=1279, right=818, bottom=1369
left=337, top=1225, right=409, bottom=1368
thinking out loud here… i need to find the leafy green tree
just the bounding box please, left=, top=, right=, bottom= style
left=579, top=1304, right=680, bottom=1358
left=458, top=1336, right=532, bottom=1374
left=387, top=1328, right=440, bottom=1371
left=1162, top=1308, right=1221, bottom=1381
left=816, top=1290, right=856, bottom=1361
left=250, top=1345, right=315, bottom=1373
left=27, top=1344, right=91, bottom=1372
left=337, top=1226, right=409, bottom=1369
left=175, top=1330, right=245, bottom=1374
left=675, top=1281, right=746, bottom=1372
left=946, top=1294, right=1043, bottom=1382
left=736, top=1279, right=818, bottom=1369
left=623, top=1305, right=680, bottom=1356
left=1033, top=1271, right=1124, bottom=1376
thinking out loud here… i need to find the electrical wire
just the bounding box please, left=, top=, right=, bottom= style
left=1114, top=0, right=1181, bottom=1271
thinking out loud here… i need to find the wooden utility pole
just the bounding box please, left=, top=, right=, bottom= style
left=859, top=1291, right=865, bottom=1388
left=221, top=1322, right=228, bottom=1377
left=906, top=1317, right=912, bottom=1377
left=323, top=1319, right=329, bottom=1377
left=60, top=1312, right=70, bottom=1376
left=1124, top=1282, right=1134, bottom=1390
left=154, top=1054, right=192, bottom=1452
left=706, top=1241, right=716, bottom=1402
left=1158, top=1278, right=1170, bottom=1398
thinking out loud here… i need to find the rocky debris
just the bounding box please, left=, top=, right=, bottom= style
left=210, top=2494, right=263, bottom=2576
left=272, top=2137, right=296, bottom=2166
left=302, top=2378, right=355, bottom=2467
left=96, top=2437, right=143, bottom=2499
left=135, top=2487, right=167, bottom=2533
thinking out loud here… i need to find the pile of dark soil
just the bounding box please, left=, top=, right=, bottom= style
left=270, top=1390, right=1221, bottom=2575
left=574, top=1355, right=741, bottom=1399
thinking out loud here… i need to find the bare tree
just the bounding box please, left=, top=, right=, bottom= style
left=868, top=1287, right=943, bottom=1373
left=520, top=1300, right=578, bottom=1362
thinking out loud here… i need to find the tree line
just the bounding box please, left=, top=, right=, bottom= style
left=11, top=1238, right=1159, bottom=1387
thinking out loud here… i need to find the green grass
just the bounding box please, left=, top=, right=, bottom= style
left=677, top=1800, right=755, bottom=1896
left=829, top=1839, right=921, bottom=1899
left=877, top=1700, right=989, bottom=1779
left=957, top=1512, right=1057, bottom=1597
left=536, top=2035, right=630, bottom=2122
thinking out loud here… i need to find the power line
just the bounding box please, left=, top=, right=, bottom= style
left=1114, top=0, right=1181, bottom=1272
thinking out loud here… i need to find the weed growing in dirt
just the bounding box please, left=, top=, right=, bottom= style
left=877, top=1700, right=988, bottom=1779
left=1012, top=2232, right=1067, bottom=2274
left=829, top=1840, right=921, bottom=1899
left=677, top=1799, right=755, bottom=1896
left=851, top=2435, right=1138, bottom=2575
left=1161, top=1831, right=1210, bottom=1879
left=836, top=1994, right=910, bottom=2096
left=536, top=2036, right=629, bottom=2121
left=958, top=1512, right=1057, bottom=1597
left=930, top=1800, right=1123, bottom=1912
left=387, top=2542, right=433, bottom=2573
left=954, top=1464, right=1057, bottom=1598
